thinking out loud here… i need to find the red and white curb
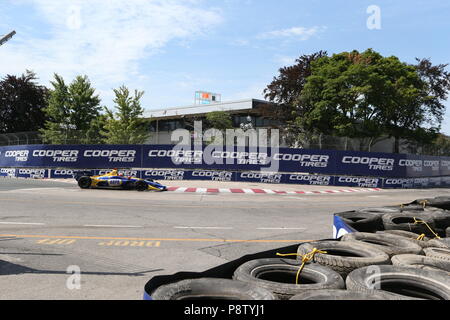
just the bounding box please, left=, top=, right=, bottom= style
left=166, top=187, right=383, bottom=195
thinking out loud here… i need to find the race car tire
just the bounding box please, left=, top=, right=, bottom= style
left=232, top=258, right=344, bottom=300
left=391, top=254, right=450, bottom=273
left=150, top=278, right=276, bottom=300
left=77, top=176, right=91, bottom=189
left=289, top=289, right=408, bottom=300
left=296, top=241, right=390, bottom=278
left=381, top=212, right=437, bottom=237
left=341, top=232, right=423, bottom=257
left=423, top=247, right=450, bottom=262
left=334, top=211, right=383, bottom=232
left=135, top=180, right=148, bottom=192
left=346, top=265, right=450, bottom=300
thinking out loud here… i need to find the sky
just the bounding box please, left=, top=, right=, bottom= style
left=1, top=0, right=450, bottom=133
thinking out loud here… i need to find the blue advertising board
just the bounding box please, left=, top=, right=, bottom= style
left=0, top=145, right=141, bottom=169
left=1, top=144, right=450, bottom=179
left=281, top=173, right=334, bottom=186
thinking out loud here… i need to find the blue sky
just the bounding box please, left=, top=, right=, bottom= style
left=1, top=0, right=450, bottom=133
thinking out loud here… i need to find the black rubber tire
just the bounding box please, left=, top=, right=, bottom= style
left=381, top=212, right=437, bottom=237
left=346, top=265, right=450, bottom=300
left=135, top=180, right=148, bottom=191
left=358, top=207, right=401, bottom=216
left=77, top=176, right=92, bottom=189
left=150, top=278, right=276, bottom=300
left=404, top=208, right=450, bottom=230
left=426, top=238, right=450, bottom=249
left=296, top=241, right=390, bottom=278
left=289, top=289, right=409, bottom=300
left=413, top=197, right=450, bottom=210
left=341, top=232, right=423, bottom=257
left=232, top=258, right=344, bottom=300
left=375, top=230, right=439, bottom=248
left=423, top=247, right=450, bottom=262
left=391, top=254, right=450, bottom=273
left=446, top=227, right=450, bottom=238
left=335, top=211, right=383, bottom=232
left=426, top=210, right=450, bottom=229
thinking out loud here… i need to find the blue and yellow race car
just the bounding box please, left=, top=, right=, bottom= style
left=75, top=169, right=167, bottom=192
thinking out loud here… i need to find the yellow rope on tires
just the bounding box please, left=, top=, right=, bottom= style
left=419, top=200, right=429, bottom=208
left=413, top=217, right=441, bottom=239
left=276, top=248, right=327, bottom=284
left=416, top=233, right=426, bottom=241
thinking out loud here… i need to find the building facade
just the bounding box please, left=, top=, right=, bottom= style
left=144, top=99, right=281, bottom=145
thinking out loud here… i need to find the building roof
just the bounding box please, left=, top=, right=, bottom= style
left=144, top=98, right=273, bottom=120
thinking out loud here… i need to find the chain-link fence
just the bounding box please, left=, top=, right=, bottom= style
left=0, top=130, right=447, bottom=156
left=0, top=132, right=43, bottom=146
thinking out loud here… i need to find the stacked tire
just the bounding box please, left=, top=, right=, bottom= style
left=149, top=196, right=450, bottom=300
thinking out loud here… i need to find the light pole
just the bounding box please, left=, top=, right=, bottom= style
left=0, top=30, right=16, bottom=47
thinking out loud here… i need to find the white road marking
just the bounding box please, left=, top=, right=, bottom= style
left=174, top=226, right=234, bottom=230
left=83, top=224, right=143, bottom=228
left=0, top=222, right=45, bottom=225
left=256, top=227, right=306, bottom=230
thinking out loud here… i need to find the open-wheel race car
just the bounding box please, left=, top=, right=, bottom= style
left=75, top=169, right=167, bottom=192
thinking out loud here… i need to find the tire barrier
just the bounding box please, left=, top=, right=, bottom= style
left=391, top=254, right=450, bottom=274
left=334, top=211, right=384, bottom=233
left=296, top=241, right=390, bottom=278
left=346, top=265, right=450, bottom=300
left=289, top=289, right=412, bottom=300
left=341, top=232, right=423, bottom=257
left=232, top=258, right=345, bottom=300
left=150, top=278, right=276, bottom=300
left=143, top=195, right=450, bottom=300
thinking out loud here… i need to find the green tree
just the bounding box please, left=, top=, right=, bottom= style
left=427, top=133, right=450, bottom=156
left=101, top=86, right=149, bottom=144
left=297, top=50, right=386, bottom=149
left=263, top=51, right=328, bottom=146
left=298, top=49, right=449, bottom=152
left=40, top=74, right=102, bottom=144
left=205, top=111, right=233, bottom=131
left=0, top=70, right=49, bottom=133
left=203, top=111, right=234, bottom=145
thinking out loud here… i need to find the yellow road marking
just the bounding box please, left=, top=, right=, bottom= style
left=99, top=240, right=161, bottom=247
left=1, top=233, right=312, bottom=244
left=36, top=238, right=76, bottom=245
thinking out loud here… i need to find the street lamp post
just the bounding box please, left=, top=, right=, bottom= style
left=0, top=30, right=16, bottom=47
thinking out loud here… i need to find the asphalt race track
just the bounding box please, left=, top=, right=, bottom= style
left=0, top=177, right=449, bottom=299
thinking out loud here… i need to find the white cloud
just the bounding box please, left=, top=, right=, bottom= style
left=274, top=55, right=297, bottom=66
left=0, top=0, right=223, bottom=107
left=257, top=26, right=326, bottom=41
